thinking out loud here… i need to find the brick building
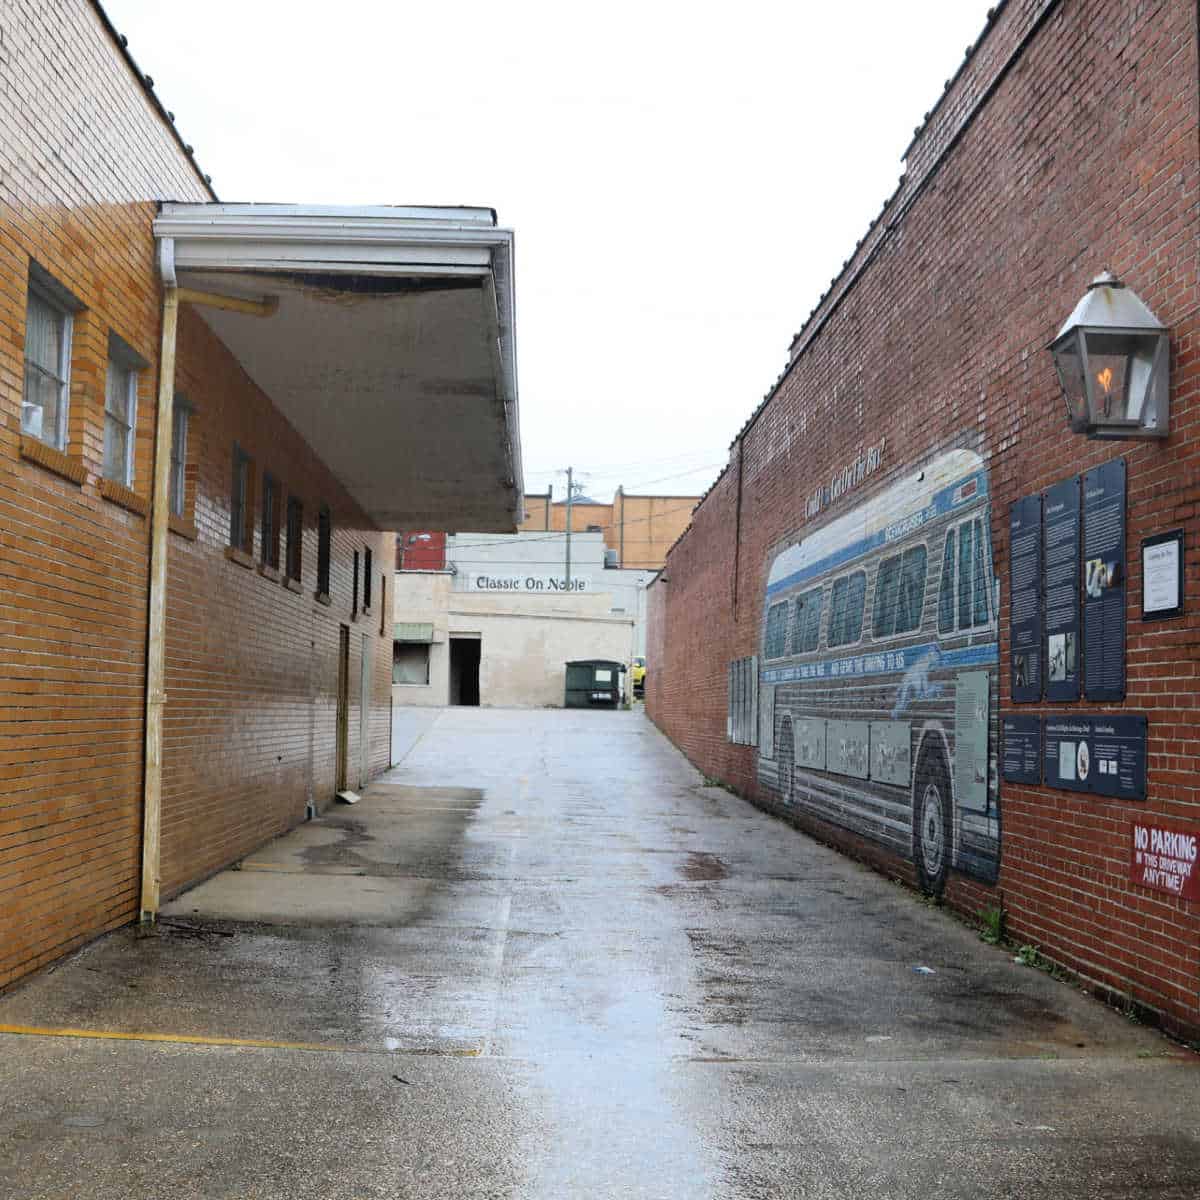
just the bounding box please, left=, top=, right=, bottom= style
left=520, top=488, right=698, bottom=570
left=0, top=1, right=520, bottom=990
left=647, top=0, right=1200, bottom=1035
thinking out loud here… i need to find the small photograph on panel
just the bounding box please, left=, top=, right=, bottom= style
left=1059, top=739, right=1077, bottom=782
left=1086, top=558, right=1120, bottom=598
left=1048, top=634, right=1067, bottom=681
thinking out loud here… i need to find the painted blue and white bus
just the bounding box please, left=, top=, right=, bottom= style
left=757, top=448, right=1000, bottom=893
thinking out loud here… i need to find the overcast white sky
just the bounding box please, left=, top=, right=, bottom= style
left=102, top=0, right=993, bottom=505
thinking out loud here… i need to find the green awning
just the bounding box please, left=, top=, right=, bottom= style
left=394, top=622, right=434, bottom=643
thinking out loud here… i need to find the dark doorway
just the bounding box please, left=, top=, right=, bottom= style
left=449, top=637, right=481, bottom=706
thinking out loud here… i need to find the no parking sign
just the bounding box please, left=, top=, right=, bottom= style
left=1130, top=823, right=1200, bottom=901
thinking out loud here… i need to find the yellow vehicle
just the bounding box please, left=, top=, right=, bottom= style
left=631, top=656, right=646, bottom=698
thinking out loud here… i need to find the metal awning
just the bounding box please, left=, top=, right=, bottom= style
left=394, top=622, right=435, bottom=643
left=153, top=203, right=522, bottom=532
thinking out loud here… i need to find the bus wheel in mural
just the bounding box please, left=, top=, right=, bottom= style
left=913, top=745, right=951, bottom=896
left=777, top=718, right=794, bottom=805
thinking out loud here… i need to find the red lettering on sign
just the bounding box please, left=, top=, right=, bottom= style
left=1130, top=823, right=1200, bottom=902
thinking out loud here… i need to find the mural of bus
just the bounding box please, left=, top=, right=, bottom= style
left=757, top=448, right=1000, bottom=894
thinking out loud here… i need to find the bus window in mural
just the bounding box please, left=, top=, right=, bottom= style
left=757, top=449, right=1000, bottom=894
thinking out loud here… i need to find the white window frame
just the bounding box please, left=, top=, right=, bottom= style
left=103, top=335, right=143, bottom=486
left=169, top=396, right=191, bottom=517
left=22, top=275, right=76, bottom=451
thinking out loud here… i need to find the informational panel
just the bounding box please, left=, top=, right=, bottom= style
left=870, top=721, right=912, bottom=787
left=1009, top=494, right=1043, bottom=702
left=793, top=716, right=826, bottom=771
left=1001, top=714, right=1042, bottom=785
left=1130, top=822, right=1200, bottom=901
left=1082, top=458, right=1126, bottom=701
left=1043, top=714, right=1146, bottom=800
left=1042, top=476, right=1081, bottom=702
left=953, top=671, right=990, bottom=811
left=1142, top=529, right=1184, bottom=621
left=826, top=719, right=869, bottom=780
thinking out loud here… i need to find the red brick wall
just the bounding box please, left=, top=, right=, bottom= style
left=397, top=530, right=447, bottom=571
left=649, top=0, right=1200, bottom=1033
left=0, top=0, right=392, bottom=989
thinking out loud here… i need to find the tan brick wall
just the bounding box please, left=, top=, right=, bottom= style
left=162, top=311, right=393, bottom=899
left=0, top=0, right=392, bottom=989
left=518, top=492, right=698, bottom=569
left=615, top=494, right=697, bottom=570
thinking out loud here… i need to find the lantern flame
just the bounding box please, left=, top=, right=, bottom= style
left=1096, top=366, right=1113, bottom=394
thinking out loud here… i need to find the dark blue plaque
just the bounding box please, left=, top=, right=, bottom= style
left=1043, top=477, right=1081, bottom=702
left=1009, top=494, right=1042, bottom=702
left=1083, top=458, right=1126, bottom=702
left=1043, top=714, right=1146, bottom=800
left=1001, top=714, right=1041, bottom=784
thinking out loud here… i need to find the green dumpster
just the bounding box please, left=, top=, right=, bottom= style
left=564, top=660, right=624, bottom=709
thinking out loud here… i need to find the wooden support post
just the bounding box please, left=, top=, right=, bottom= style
left=140, top=286, right=179, bottom=924
left=176, top=287, right=277, bottom=318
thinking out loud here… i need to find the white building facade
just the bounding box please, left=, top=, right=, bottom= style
left=392, top=531, right=651, bottom=709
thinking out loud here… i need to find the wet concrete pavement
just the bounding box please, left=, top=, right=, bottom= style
left=2, top=708, right=1198, bottom=1198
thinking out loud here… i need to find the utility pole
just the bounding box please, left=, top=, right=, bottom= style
left=564, top=466, right=573, bottom=591
left=617, top=484, right=624, bottom=568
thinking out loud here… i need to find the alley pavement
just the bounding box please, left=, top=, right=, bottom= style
left=2, top=708, right=1198, bottom=1199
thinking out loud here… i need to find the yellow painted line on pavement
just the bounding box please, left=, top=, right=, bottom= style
left=238, top=861, right=316, bottom=873
left=0, top=1023, right=483, bottom=1057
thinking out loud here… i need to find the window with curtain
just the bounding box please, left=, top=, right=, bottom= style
left=103, top=354, right=138, bottom=485
left=169, top=397, right=190, bottom=517
left=22, top=284, right=73, bottom=449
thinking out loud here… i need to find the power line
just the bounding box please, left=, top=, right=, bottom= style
left=610, top=463, right=724, bottom=490
left=521, top=462, right=722, bottom=496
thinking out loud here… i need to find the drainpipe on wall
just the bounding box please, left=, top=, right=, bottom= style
left=732, top=438, right=744, bottom=615
left=140, top=238, right=180, bottom=924
left=140, top=241, right=278, bottom=924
